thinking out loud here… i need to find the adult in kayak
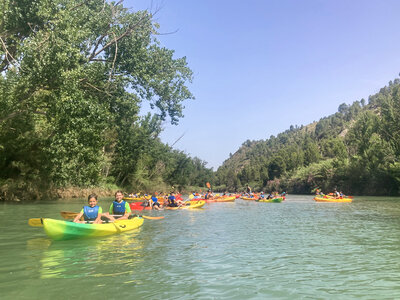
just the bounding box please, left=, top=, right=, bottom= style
left=105, top=190, right=132, bottom=221
left=73, top=193, right=103, bottom=224
left=246, top=184, right=252, bottom=194
left=150, top=193, right=162, bottom=210
left=204, top=190, right=214, bottom=200
left=167, top=192, right=178, bottom=207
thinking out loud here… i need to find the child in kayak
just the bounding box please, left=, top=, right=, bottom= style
left=73, top=193, right=103, bottom=224
left=105, top=190, right=131, bottom=221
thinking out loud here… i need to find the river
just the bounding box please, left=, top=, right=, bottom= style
left=1, top=195, right=400, bottom=299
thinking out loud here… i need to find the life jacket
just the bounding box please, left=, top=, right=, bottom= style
left=112, top=200, right=126, bottom=215
left=168, top=195, right=175, bottom=203
left=83, top=205, right=100, bottom=221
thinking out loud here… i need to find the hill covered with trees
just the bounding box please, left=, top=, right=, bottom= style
left=215, top=77, right=400, bottom=196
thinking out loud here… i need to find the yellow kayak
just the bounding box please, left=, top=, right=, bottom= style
left=208, top=196, right=236, bottom=202
left=123, top=196, right=151, bottom=201
left=165, top=200, right=205, bottom=210
left=241, top=196, right=257, bottom=200
left=41, top=217, right=144, bottom=240
left=313, top=197, right=352, bottom=203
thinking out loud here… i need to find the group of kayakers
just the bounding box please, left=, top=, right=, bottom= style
left=74, top=190, right=197, bottom=223
left=315, top=188, right=346, bottom=198
left=242, top=191, right=286, bottom=199
left=73, top=190, right=131, bottom=224
left=141, top=192, right=186, bottom=209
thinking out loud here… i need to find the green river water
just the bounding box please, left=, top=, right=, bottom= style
left=1, top=195, right=400, bottom=299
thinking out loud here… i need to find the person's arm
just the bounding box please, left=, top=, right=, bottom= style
left=102, top=204, right=116, bottom=221
left=73, top=210, right=84, bottom=223
left=94, top=207, right=103, bottom=224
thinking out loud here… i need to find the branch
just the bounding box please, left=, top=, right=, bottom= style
left=89, top=13, right=150, bottom=61
left=0, top=36, right=19, bottom=70
left=89, top=32, right=108, bottom=61
left=108, top=32, right=118, bottom=81
left=82, top=80, right=113, bottom=97
left=171, top=132, right=185, bottom=147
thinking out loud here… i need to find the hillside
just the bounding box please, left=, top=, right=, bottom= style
left=215, top=78, right=400, bottom=195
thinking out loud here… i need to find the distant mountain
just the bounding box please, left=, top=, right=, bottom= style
left=215, top=77, right=400, bottom=195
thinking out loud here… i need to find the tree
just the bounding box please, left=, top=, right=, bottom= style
left=0, top=0, right=194, bottom=198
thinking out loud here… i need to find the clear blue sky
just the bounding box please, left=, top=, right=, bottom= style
left=128, top=0, right=400, bottom=170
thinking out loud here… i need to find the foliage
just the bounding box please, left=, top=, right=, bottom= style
left=216, top=77, right=400, bottom=195
left=0, top=0, right=211, bottom=200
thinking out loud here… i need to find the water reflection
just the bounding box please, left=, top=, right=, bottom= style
left=34, top=228, right=144, bottom=279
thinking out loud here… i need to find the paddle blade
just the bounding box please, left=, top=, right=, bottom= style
left=60, top=211, right=83, bottom=220
left=28, top=218, right=43, bottom=227
left=141, top=215, right=164, bottom=220
left=206, top=182, right=211, bottom=188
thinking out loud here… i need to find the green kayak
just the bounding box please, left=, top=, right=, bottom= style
left=42, top=217, right=144, bottom=241
left=256, top=197, right=284, bottom=203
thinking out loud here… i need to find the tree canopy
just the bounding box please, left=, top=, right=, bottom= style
left=0, top=0, right=212, bottom=200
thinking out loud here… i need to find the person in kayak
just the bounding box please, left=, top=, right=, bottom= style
left=167, top=192, right=178, bottom=207
left=204, top=189, right=214, bottom=200
left=246, top=184, right=252, bottom=194
left=333, top=189, right=340, bottom=198
left=105, top=190, right=131, bottom=221
left=150, top=193, right=162, bottom=210
left=73, top=193, right=103, bottom=224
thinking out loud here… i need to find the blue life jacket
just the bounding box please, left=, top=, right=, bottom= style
left=83, top=205, right=100, bottom=221
left=151, top=196, right=158, bottom=203
left=168, top=196, right=176, bottom=205
left=112, top=200, right=126, bottom=215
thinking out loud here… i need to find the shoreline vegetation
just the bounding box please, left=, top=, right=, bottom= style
left=214, top=78, right=400, bottom=197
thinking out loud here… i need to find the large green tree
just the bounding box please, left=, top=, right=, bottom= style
left=0, top=0, right=196, bottom=199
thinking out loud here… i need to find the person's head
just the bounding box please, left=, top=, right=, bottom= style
left=115, top=190, right=124, bottom=202
left=88, top=193, right=98, bottom=207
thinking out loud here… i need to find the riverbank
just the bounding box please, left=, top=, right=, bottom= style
left=0, top=180, right=210, bottom=202
left=0, top=180, right=119, bottom=202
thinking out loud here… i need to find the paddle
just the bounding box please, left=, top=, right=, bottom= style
left=28, top=218, right=105, bottom=227
left=28, top=218, right=43, bottom=227
left=138, top=215, right=164, bottom=220
left=60, top=211, right=164, bottom=221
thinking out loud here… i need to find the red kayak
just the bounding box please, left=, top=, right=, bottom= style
left=129, top=202, right=151, bottom=211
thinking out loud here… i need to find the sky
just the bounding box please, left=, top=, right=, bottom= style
left=127, top=0, right=400, bottom=170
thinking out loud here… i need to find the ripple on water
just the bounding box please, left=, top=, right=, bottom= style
left=2, top=196, right=400, bottom=299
